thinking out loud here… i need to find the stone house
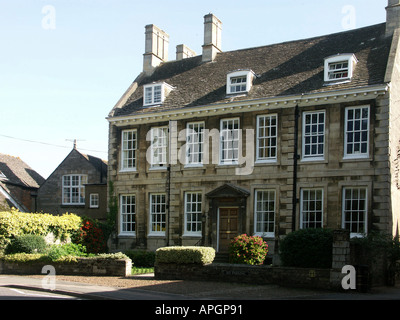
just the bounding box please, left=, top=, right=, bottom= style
left=107, top=1, right=400, bottom=260
left=0, top=153, right=45, bottom=212
left=36, top=147, right=108, bottom=221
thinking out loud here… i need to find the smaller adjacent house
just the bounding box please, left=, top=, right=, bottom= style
left=36, top=147, right=108, bottom=221
left=0, top=153, right=45, bottom=212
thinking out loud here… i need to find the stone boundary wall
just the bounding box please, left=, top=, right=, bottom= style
left=0, top=258, right=132, bottom=277
left=155, top=263, right=333, bottom=290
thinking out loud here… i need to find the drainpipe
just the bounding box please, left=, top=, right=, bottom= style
left=292, top=104, right=299, bottom=232
left=166, top=164, right=171, bottom=247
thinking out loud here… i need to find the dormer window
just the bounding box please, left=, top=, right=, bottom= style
left=324, top=54, right=358, bottom=84
left=227, top=70, right=255, bottom=95
left=143, top=82, right=173, bottom=107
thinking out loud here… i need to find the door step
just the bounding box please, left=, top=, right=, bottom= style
left=213, top=252, right=229, bottom=263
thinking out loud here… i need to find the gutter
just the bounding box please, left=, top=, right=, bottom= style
left=107, top=84, right=389, bottom=126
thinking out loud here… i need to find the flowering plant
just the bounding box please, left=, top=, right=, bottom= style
left=229, top=234, right=268, bottom=265
left=73, top=219, right=106, bottom=254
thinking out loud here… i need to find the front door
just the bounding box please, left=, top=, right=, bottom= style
left=218, top=208, right=239, bottom=252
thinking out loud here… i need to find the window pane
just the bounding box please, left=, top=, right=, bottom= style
left=303, top=112, right=325, bottom=158
left=255, top=190, right=275, bottom=235
left=221, top=119, right=240, bottom=163
left=62, top=175, right=87, bottom=205
left=185, top=192, right=202, bottom=233
left=345, top=107, right=369, bottom=157
left=257, top=115, right=277, bottom=161
left=343, top=188, right=367, bottom=236
left=301, top=189, right=323, bottom=229
left=121, top=195, right=136, bottom=233
left=150, top=194, right=166, bottom=233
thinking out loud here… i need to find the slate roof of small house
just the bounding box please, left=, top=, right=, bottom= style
left=0, top=153, right=45, bottom=189
left=43, top=148, right=108, bottom=184
left=109, top=23, right=392, bottom=118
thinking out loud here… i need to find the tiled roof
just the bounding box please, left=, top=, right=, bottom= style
left=110, top=23, right=392, bottom=118
left=0, top=153, right=45, bottom=189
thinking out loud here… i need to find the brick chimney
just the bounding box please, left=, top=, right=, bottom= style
left=386, top=0, right=400, bottom=37
left=202, top=14, right=222, bottom=62
left=143, top=24, right=169, bottom=74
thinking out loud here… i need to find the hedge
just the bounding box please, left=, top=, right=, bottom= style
left=155, top=246, right=215, bottom=265
left=0, top=209, right=82, bottom=249
left=279, top=228, right=333, bottom=268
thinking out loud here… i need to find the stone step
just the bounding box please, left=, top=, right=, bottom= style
left=213, top=252, right=229, bottom=263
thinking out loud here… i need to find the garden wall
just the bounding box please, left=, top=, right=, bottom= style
left=0, top=258, right=132, bottom=277
left=155, top=263, right=332, bottom=290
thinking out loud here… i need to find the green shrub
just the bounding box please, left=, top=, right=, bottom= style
left=279, top=228, right=333, bottom=268
left=2, top=253, right=47, bottom=263
left=229, top=234, right=268, bottom=265
left=155, top=246, right=215, bottom=265
left=5, top=234, right=47, bottom=254
left=90, top=252, right=129, bottom=260
left=0, top=209, right=82, bottom=249
left=46, top=243, right=87, bottom=261
left=125, top=250, right=155, bottom=267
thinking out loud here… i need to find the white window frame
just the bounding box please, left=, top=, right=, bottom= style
left=324, top=54, right=358, bottom=83
left=254, top=189, right=276, bottom=238
left=256, top=114, right=278, bottom=163
left=149, top=193, right=167, bottom=236
left=226, top=70, right=255, bottom=95
left=62, top=174, right=87, bottom=205
left=120, top=195, right=136, bottom=236
left=121, top=129, right=137, bottom=172
left=344, top=105, right=370, bottom=159
left=89, top=193, right=99, bottom=208
left=149, top=126, right=168, bottom=169
left=300, top=189, right=324, bottom=229
left=302, top=111, right=325, bottom=161
left=143, top=83, right=163, bottom=106
left=220, top=118, right=240, bottom=165
left=184, top=192, right=202, bottom=236
left=186, top=122, right=205, bottom=167
left=342, top=187, right=368, bottom=238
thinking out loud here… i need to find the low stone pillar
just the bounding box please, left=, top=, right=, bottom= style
left=330, top=229, right=350, bottom=289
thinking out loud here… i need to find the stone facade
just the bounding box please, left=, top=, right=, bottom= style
left=37, top=148, right=108, bottom=220
left=107, top=3, right=400, bottom=261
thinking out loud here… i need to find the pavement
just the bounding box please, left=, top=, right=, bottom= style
left=0, top=274, right=188, bottom=300
left=2, top=274, right=400, bottom=301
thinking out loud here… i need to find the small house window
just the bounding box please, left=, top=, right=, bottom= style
left=62, top=174, right=87, bottom=205
left=226, top=70, right=255, bottom=95
left=89, top=193, right=99, bottom=208
left=324, top=54, right=357, bottom=83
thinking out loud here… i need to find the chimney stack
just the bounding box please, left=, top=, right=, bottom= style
left=386, top=0, right=400, bottom=37
left=202, top=14, right=222, bottom=62
left=143, top=24, right=169, bottom=74
left=176, top=44, right=196, bottom=60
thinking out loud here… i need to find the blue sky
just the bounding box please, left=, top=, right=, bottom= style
left=0, top=0, right=388, bottom=178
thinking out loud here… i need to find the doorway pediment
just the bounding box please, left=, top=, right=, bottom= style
left=206, top=183, right=250, bottom=199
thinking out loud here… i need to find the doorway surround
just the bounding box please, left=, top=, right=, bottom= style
left=206, top=183, right=250, bottom=252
